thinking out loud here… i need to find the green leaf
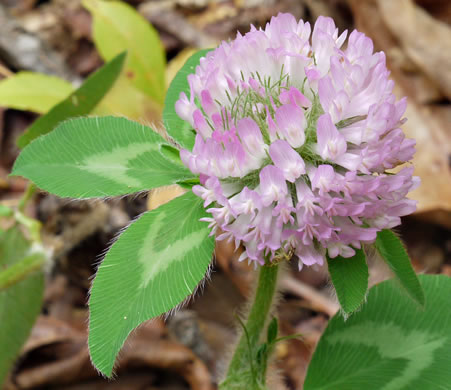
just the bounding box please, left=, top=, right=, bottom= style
left=163, top=49, right=211, bottom=150
left=92, top=75, right=160, bottom=121
left=0, top=227, right=44, bottom=387
left=0, top=205, right=13, bottom=217
left=0, top=226, right=29, bottom=266
left=0, top=72, right=73, bottom=114
left=17, top=52, right=125, bottom=148
left=375, top=229, right=425, bottom=306
left=83, top=0, right=166, bottom=104
left=304, top=275, right=451, bottom=390
left=267, top=317, right=278, bottom=344
left=327, top=249, right=368, bottom=315
left=14, top=211, right=42, bottom=244
left=0, top=253, right=45, bottom=291
left=12, top=116, right=194, bottom=198
left=255, top=343, right=268, bottom=382
left=88, top=190, right=214, bottom=376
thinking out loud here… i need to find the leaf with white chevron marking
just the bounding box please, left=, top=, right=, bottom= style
left=304, top=275, right=451, bottom=390
left=88, top=190, right=214, bottom=376
left=12, top=116, right=194, bottom=198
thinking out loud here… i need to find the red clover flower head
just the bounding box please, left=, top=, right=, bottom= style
left=176, top=13, right=419, bottom=268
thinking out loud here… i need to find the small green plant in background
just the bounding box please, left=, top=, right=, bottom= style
left=2, top=4, right=451, bottom=390
left=17, top=52, right=126, bottom=147
left=0, top=193, right=47, bottom=385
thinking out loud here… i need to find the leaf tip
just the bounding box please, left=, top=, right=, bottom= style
left=10, top=160, right=24, bottom=178
left=415, top=287, right=426, bottom=308
left=88, top=336, right=115, bottom=379
left=16, top=133, right=28, bottom=149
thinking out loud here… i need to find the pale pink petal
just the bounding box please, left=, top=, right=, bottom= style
left=275, top=104, right=306, bottom=148
left=259, top=165, right=288, bottom=206
left=269, top=139, right=305, bottom=182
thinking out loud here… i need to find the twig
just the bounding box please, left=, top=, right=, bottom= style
left=280, top=275, right=339, bottom=317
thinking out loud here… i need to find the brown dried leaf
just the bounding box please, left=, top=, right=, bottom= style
left=15, top=314, right=212, bottom=389
left=147, top=185, right=187, bottom=211
left=16, top=346, right=94, bottom=389
left=14, top=316, right=95, bottom=389
left=122, top=321, right=214, bottom=390
left=379, top=0, right=451, bottom=100
left=276, top=315, right=327, bottom=390
left=281, top=275, right=339, bottom=317
left=214, top=239, right=254, bottom=297
left=349, top=0, right=451, bottom=226
left=400, top=95, right=451, bottom=217
left=57, top=374, right=158, bottom=390
left=414, top=0, right=451, bottom=24
left=21, top=316, right=84, bottom=355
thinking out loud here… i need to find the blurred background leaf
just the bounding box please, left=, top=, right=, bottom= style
left=0, top=227, right=44, bottom=388
left=92, top=75, right=160, bottom=122
left=83, top=0, right=166, bottom=105
left=17, top=52, right=125, bottom=148
left=0, top=72, right=73, bottom=114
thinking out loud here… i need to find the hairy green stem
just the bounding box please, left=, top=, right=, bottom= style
left=18, top=183, right=37, bottom=212
left=220, top=264, right=279, bottom=389
left=0, top=253, right=45, bottom=291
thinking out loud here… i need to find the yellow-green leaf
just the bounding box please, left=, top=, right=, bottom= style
left=93, top=75, right=161, bottom=122
left=83, top=0, right=166, bottom=104
left=0, top=72, right=73, bottom=114
left=17, top=52, right=125, bottom=148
